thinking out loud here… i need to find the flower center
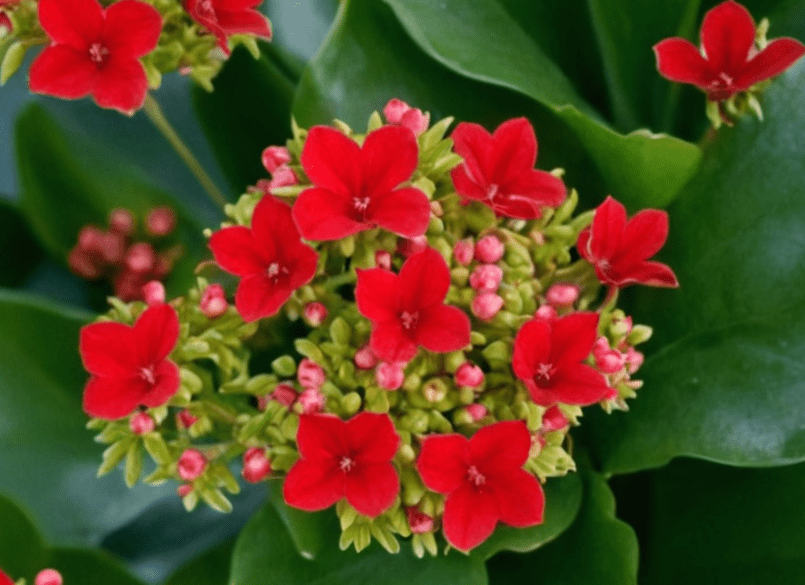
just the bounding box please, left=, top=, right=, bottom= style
left=339, top=456, right=355, bottom=472
left=140, top=366, right=157, bottom=385
left=197, top=0, right=216, bottom=19
left=353, top=197, right=370, bottom=212
left=535, top=362, right=555, bottom=382
left=485, top=183, right=499, bottom=200
left=467, top=465, right=486, bottom=487
left=266, top=262, right=289, bottom=282
left=400, top=310, right=419, bottom=330
left=88, top=42, right=110, bottom=65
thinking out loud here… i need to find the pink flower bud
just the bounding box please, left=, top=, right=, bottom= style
left=255, top=179, right=272, bottom=194
left=375, top=250, right=392, bottom=270
left=592, top=336, right=611, bottom=358
left=383, top=99, right=430, bottom=136
left=397, top=235, right=429, bottom=257
left=405, top=506, right=435, bottom=533
left=354, top=345, right=378, bottom=370
left=125, top=242, right=156, bottom=273
left=455, top=362, right=484, bottom=388
left=200, top=284, right=228, bottom=319
left=303, top=302, right=328, bottom=327
left=624, top=347, right=644, bottom=374
left=471, top=292, right=504, bottom=321
left=465, top=403, right=487, bottom=422
left=114, top=270, right=148, bottom=302
left=177, top=409, right=198, bottom=429
left=177, top=449, right=207, bottom=481
left=108, top=208, right=135, bottom=235
left=268, top=166, right=298, bottom=191
left=475, top=235, right=504, bottom=263
left=534, top=305, right=558, bottom=321
left=376, top=362, right=404, bottom=390
left=297, top=358, right=325, bottom=391
left=68, top=248, right=101, bottom=279
left=453, top=238, right=474, bottom=266
left=430, top=200, right=444, bottom=217
left=129, top=412, right=155, bottom=435
left=35, top=569, right=63, bottom=585
left=78, top=226, right=105, bottom=251
left=177, top=484, right=193, bottom=498
left=541, top=405, right=568, bottom=432
left=99, top=232, right=125, bottom=263
left=593, top=337, right=624, bottom=373
left=297, top=388, right=325, bottom=414
left=146, top=206, right=176, bottom=237
left=261, top=146, right=291, bottom=173
left=611, top=315, right=633, bottom=337
left=469, top=264, right=503, bottom=292
left=242, top=447, right=271, bottom=483
left=529, top=433, right=546, bottom=458
left=546, top=283, right=579, bottom=307
left=142, top=280, right=166, bottom=305
left=271, top=383, right=297, bottom=407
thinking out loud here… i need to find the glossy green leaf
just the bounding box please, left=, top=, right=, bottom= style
left=586, top=61, right=805, bottom=473
left=641, top=458, right=805, bottom=585
left=0, top=197, right=42, bottom=287
left=162, top=540, right=235, bottom=585
left=0, top=290, right=170, bottom=544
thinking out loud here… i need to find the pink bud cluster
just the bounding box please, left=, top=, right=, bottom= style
left=257, top=146, right=299, bottom=194
left=455, top=235, right=507, bottom=321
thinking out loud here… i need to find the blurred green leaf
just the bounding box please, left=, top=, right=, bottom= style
left=0, top=197, right=42, bottom=286
left=162, top=540, right=235, bottom=585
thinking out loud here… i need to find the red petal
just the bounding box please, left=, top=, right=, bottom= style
left=415, top=305, right=471, bottom=353
left=616, top=260, right=679, bottom=288
left=369, top=319, right=417, bottom=363
left=361, top=125, right=419, bottom=196
left=495, top=169, right=567, bottom=219
left=550, top=312, right=599, bottom=369
left=735, top=37, right=805, bottom=89
left=292, top=187, right=364, bottom=241
left=355, top=268, right=399, bottom=321
left=367, top=187, right=431, bottom=238
left=416, top=433, right=468, bottom=493
left=487, top=118, right=537, bottom=184
left=80, top=321, right=135, bottom=377
left=0, top=569, right=14, bottom=585
left=589, top=196, right=626, bottom=261
left=185, top=0, right=228, bottom=52
left=103, top=0, right=162, bottom=58
left=549, top=363, right=611, bottom=406
left=347, top=412, right=399, bottom=462
left=296, top=414, right=348, bottom=459
left=234, top=274, right=292, bottom=322
left=92, top=56, right=149, bottom=114
left=209, top=226, right=264, bottom=276
left=469, top=420, right=531, bottom=474
left=700, top=0, right=755, bottom=73
left=617, top=208, right=669, bottom=265
left=490, top=469, right=544, bottom=528
left=451, top=164, right=488, bottom=203
left=398, top=248, right=450, bottom=311
left=512, top=319, right=552, bottom=383
left=251, top=195, right=293, bottom=262
left=28, top=45, right=95, bottom=100
left=442, top=484, right=499, bottom=551
left=83, top=375, right=145, bottom=419
left=140, top=359, right=180, bottom=408
left=283, top=457, right=345, bottom=512
left=216, top=7, right=272, bottom=38
left=345, top=461, right=399, bottom=517
left=133, top=304, right=180, bottom=365
left=286, top=243, right=319, bottom=290
left=38, top=0, right=103, bottom=47
left=301, top=126, right=362, bottom=195
left=653, top=38, right=713, bottom=87
left=451, top=122, right=492, bottom=191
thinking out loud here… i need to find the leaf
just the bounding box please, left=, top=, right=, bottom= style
left=641, top=458, right=805, bottom=585
left=44, top=549, right=146, bottom=585
left=586, top=61, right=805, bottom=473
left=161, top=540, right=235, bottom=585
left=0, top=290, right=171, bottom=544
left=265, top=0, right=339, bottom=61
left=0, top=197, right=43, bottom=287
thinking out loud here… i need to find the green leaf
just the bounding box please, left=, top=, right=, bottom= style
left=586, top=61, right=805, bottom=473
left=0, top=197, right=42, bottom=287
left=162, top=541, right=235, bottom=585
left=0, top=290, right=171, bottom=544
left=44, top=549, right=146, bottom=585
left=265, top=0, right=339, bottom=61
left=641, top=458, right=805, bottom=585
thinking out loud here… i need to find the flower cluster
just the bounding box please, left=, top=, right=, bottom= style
left=80, top=101, right=676, bottom=554
left=1, top=567, right=63, bottom=585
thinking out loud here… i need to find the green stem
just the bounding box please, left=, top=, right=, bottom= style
left=142, top=94, right=228, bottom=211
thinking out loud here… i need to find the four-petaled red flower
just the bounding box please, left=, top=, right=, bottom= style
left=512, top=312, right=613, bottom=406
left=29, top=0, right=162, bottom=115
left=654, top=0, right=805, bottom=102
left=577, top=196, right=679, bottom=289
left=416, top=420, right=544, bottom=551
left=450, top=117, right=567, bottom=220
left=80, top=303, right=180, bottom=419
left=355, top=247, right=471, bottom=363
left=208, top=194, right=318, bottom=322
left=292, top=125, right=431, bottom=241
left=184, top=0, right=272, bottom=55
left=283, top=412, right=400, bottom=517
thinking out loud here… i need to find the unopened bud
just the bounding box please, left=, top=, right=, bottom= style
left=146, top=206, right=176, bottom=237
left=546, top=283, right=579, bottom=307
left=78, top=226, right=105, bottom=251
left=354, top=344, right=378, bottom=370
left=405, top=507, right=435, bottom=533
left=454, top=362, right=484, bottom=389
left=99, top=232, right=125, bottom=263
left=624, top=347, right=644, bottom=374
left=611, top=315, right=633, bottom=337
left=125, top=242, right=156, bottom=273
left=541, top=406, right=568, bottom=432
left=596, top=350, right=624, bottom=374
left=242, top=447, right=271, bottom=483
left=397, top=235, right=428, bottom=257
left=376, top=362, right=404, bottom=390
left=271, top=383, right=297, bottom=407
left=35, top=569, right=63, bottom=585
left=142, top=280, right=166, bottom=305
left=261, top=146, right=291, bottom=173
left=108, top=208, right=135, bottom=235
left=298, top=388, right=325, bottom=413
left=303, top=302, right=328, bottom=327
left=375, top=250, right=392, bottom=270
left=177, top=484, right=193, bottom=498
left=475, top=235, right=504, bottom=263
left=177, top=409, right=198, bottom=429
left=383, top=98, right=430, bottom=136
left=422, top=379, right=447, bottom=403
left=453, top=238, right=474, bottom=266
left=465, top=403, right=487, bottom=422
left=177, top=449, right=207, bottom=481
left=200, top=284, right=228, bottom=318
left=535, top=305, right=558, bottom=321
left=129, top=412, right=155, bottom=435
left=297, top=358, right=326, bottom=391
left=471, top=292, right=504, bottom=321
left=268, top=166, right=298, bottom=191
left=469, top=264, right=503, bottom=292
left=68, top=248, right=101, bottom=279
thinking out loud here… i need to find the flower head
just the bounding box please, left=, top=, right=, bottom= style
left=185, top=0, right=272, bottom=55
left=292, top=125, right=431, bottom=241
left=356, top=247, right=471, bottom=362
left=283, top=412, right=400, bottom=517
left=209, top=195, right=318, bottom=322
left=29, top=0, right=162, bottom=114
left=577, top=196, right=679, bottom=289
left=512, top=312, right=613, bottom=406
left=450, top=118, right=567, bottom=219
left=416, top=420, right=544, bottom=551
left=80, top=303, right=180, bottom=419
left=654, top=0, right=805, bottom=101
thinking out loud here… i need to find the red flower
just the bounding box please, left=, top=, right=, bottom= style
left=0, top=569, right=13, bottom=585
left=80, top=304, right=180, bottom=420
left=292, top=125, right=431, bottom=241
left=208, top=194, right=318, bottom=322
left=416, top=420, right=544, bottom=551
left=355, top=247, right=471, bottom=362
left=512, top=312, right=613, bottom=406
left=185, top=0, right=271, bottom=55
left=283, top=412, right=400, bottom=517
left=577, top=196, right=679, bottom=289
left=654, top=1, right=805, bottom=101
left=450, top=118, right=566, bottom=220
left=29, top=0, right=162, bottom=115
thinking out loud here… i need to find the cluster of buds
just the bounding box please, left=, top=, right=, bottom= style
left=68, top=206, right=181, bottom=302
left=0, top=0, right=271, bottom=113
left=0, top=568, right=63, bottom=585
left=80, top=100, right=677, bottom=555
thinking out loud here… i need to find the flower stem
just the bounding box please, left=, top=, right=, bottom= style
left=142, top=94, right=228, bottom=211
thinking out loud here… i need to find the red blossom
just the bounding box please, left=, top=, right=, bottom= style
left=0, top=569, right=13, bottom=585
left=292, top=125, right=431, bottom=241
left=450, top=118, right=567, bottom=219
left=577, top=196, right=679, bottom=289
left=80, top=303, right=180, bottom=419
left=208, top=195, right=318, bottom=322
left=416, top=420, right=544, bottom=551
left=356, top=247, right=471, bottom=363
left=29, top=0, right=162, bottom=114
left=283, top=412, right=400, bottom=517
left=512, top=312, right=613, bottom=406
left=185, top=0, right=271, bottom=55
left=654, top=0, right=805, bottom=101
